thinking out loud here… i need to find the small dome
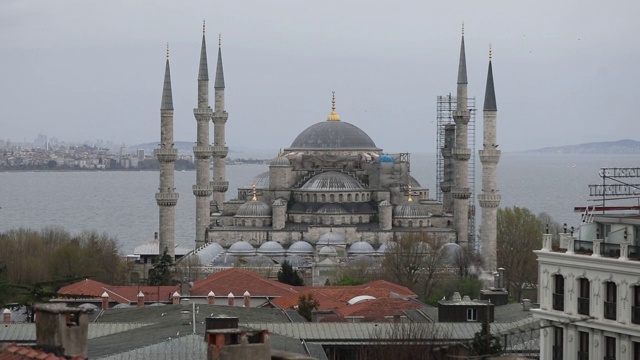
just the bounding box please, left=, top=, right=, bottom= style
left=287, top=241, right=314, bottom=255
left=284, top=255, right=312, bottom=267
left=409, top=175, right=422, bottom=188
left=258, top=241, right=285, bottom=254
left=377, top=241, right=397, bottom=254
left=348, top=241, right=375, bottom=255
left=317, top=230, right=346, bottom=245
left=195, top=242, right=224, bottom=265
left=318, top=246, right=338, bottom=257
left=227, top=241, right=256, bottom=255
left=393, top=201, right=430, bottom=218
left=247, top=171, right=270, bottom=189
left=236, top=200, right=271, bottom=218
left=301, top=171, right=364, bottom=191
left=439, top=243, right=463, bottom=267
left=212, top=253, right=236, bottom=266
left=270, top=154, right=291, bottom=167
left=317, top=203, right=348, bottom=214
left=246, top=255, right=276, bottom=267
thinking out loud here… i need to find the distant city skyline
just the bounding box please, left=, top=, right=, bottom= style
left=1, top=0, right=638, bottom=153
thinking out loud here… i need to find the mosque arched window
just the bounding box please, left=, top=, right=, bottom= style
left=305, top=194, right=309, bottom=202
left=347, top=194, right=352, bottom=202
left=408, top=221, right=413, bottom=228
left=339, top=194, right=343, bottom=202
left=252, top=220, right=256, bottom=227
left=330, top=217, right=334, bottom=225
left=419, top=220, right=423, bottom=227
left=359, top=216, right=363, bottom=224
left=398, top=220, right=402, bottom=227
left=313, top=194, right=317, bottom=202
left=321, top=194, right=326, bottom=202
left=263, top=220, right=267, bottom=227
left=319, top=217, right=323, bottom=225
left=330, top=194, right=335, bottom=202
left=342, top=217, right=345, bottom=224
left=355, top=194, right=360, bottom=201
left=241, top=220, right=246, bottom=226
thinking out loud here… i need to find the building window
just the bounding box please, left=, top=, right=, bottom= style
left=604, top=336, right=616, bottom=360
left=355, top=193, right=359, bottom=201
left=552, top=327, right=563, bottom=360
left=330, top=194, right=334, bottom=202
left=633, top=286, right=640, bottom=324
left=577, top=331, right=588, bottom=360
left=466, top=308, right=477, bottom=321
left=604, top=281, right=617, bottom=320
left=634, top=342, right=640, bottom=360
left=553, top=274, right=565, bottom=311
left=339, top=194, right=343, bottom=202
left=321, top=194, right=326, bottom=202
left=577, top=278, right=590, bottom=316
left=347, top=194, right=352, bottom=202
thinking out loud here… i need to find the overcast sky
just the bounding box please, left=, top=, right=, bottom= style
left=0, top=0, right=638, bottom=153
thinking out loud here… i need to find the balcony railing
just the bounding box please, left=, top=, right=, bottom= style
left=604, top=301, right=617, bottom=320
left=629, top=245, right=640, bottom=260
left=574, top=240, right=593, bottom=255
left=552, top=293, right=565, bottom=311
left=632, top=305, right=640, bottom=324
left=601, top=242, right=621, bottom=258
left=552, top=346, right=563, bottom=360
left=577, top=297, right=590, bottom=316
left=577, top=351, right=589, bottom=360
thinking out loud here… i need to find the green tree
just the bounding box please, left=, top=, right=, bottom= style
left=469, top=321, right=503, bottom=356
left=277, top=260, right=304, bottom=286
left=297, top=293, right=320, bottom=321
left=335, top=276, right=366, bottom=286
left=148, top=248, right=174, bottom=285
left=497, top=206, right=543, bottom=301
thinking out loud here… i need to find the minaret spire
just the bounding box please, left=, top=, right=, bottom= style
left=156, top=45, right=179, bottom=259
left=452, top=28, right=472, bottom=249
left=478, top=45, right=501, bottom=272
left=193, top=22, right=214, bottom=247
left=211, top=36, right=229, bottom=215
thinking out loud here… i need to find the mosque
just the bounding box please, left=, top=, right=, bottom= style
left=145, top=23, right=500, bottom=281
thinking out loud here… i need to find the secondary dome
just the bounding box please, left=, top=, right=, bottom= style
left=301, top=171, right=364, bottom=191
left=236, top=199, right=271, bottom=218
left=270, top=154, right=291, bottom=167
left=227, top=241, right=255, bottom=255
left=393, top=201, right=430, bottom=218
left=287, top=241, right=314, bottom=255
left=348, top=241, right=375, bottom=256
left=247, top=171, right=270, bottom=189
left=287, top=121, right=380, bottom=151
left=258, top=241, right=285, bottom=254
left=317, top=230, right=346, bottom=245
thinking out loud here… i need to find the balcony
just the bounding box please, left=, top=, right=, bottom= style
left=552, top=293, right=565, bottom=311
left=577, top=297, right=590, bottom=316
left=577, top=352, right=589, bottom=360
left=633, top=305, right=640, bottom=324
left=629, top=245, right=640, bottom=260
left=601, top=242, right=621, bottom=258
left=573, top=240, right=593, bottom=255
left=604, top=301, right=617, bottom=320
left=552, top=346, right=563, bottom=360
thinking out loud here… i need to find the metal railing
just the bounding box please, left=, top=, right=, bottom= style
left=604, top=301, right=617, bottom=320
left=577, top=297, right=590, bottom=316
left=574, top=240, right=593, bottom=254
left=601, top=243, right=621, bottom=258
left=629, top=245, right=640, bottom=260
left=552, top=293, right=565, bottom=311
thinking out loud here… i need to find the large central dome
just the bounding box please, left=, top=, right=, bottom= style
left=287, top=120, right=380, bottom=151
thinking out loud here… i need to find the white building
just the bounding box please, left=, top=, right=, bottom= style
left=532, top=212, right=640, bottom=360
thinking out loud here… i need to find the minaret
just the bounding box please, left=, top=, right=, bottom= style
left=193, top=22, right=214, bottom=248
left=478, top=46, right=501, bottom=271
left=155, top=44, right=179, bottom=259
left=211, top=34, right=229, bottom=213
left=452, top=26, right=472, bottom=248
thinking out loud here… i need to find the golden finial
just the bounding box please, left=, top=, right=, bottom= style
left=252, top=183, right=257, bottom=201
left=218, top=33, right=221, bottom=47
left=327, top=91, right=341, bottom=121
left=203, top=19, right=206, bottom=34
left=408, top=184, right=413, bottom=202
left=166, top=43, right=169, bottom=59
left=461, top=22, right=464, bottom=36
left=489, top=43, right=492, bottom=60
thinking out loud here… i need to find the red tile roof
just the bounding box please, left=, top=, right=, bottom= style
left=190, top=268, right=299, bottom=297
left=0, top=344, right=85, bottom=360
left=56, top=279, right=179, bottom=304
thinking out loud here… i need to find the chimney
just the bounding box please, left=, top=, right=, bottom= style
left=35, top=304, right=88, bottom=358
left=228, top=292, right=234, bottom=306
left=207, top=291, right=215, bottom=305
left=101, top=292, right=109, bottom=310
left=243, top=291, right=250, bottom=307
left=3, top=308, right=11, bottom=323
left=498, top=267, right=505, bottom=289
left=172, top=291, right=181, bottom=305
left=137, top=291, right=145, bottom=307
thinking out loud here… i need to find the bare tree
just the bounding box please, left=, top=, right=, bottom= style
left=358, top=322, right=457, bottom=360
left=497, top=207, right=543, bottom=301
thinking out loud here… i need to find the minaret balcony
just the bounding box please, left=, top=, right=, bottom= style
left=193, top=146, right=214, bottom=159
left=155, top=192, right=179, bottom=206
left=192, top=184, right=214, bottom=197
left=479, top=149, right=501, bottom=164
left=440, top=181, right=452, bottom=192
left=211, top=180, right=229, bottom=193
left=478, top=193, right=501, bottom=208
left=451, top=187, right=471, bottom=199
left=154, top=148, right=178, bottom=162
left=193, top=107, right=213, bottom=118
left=212, top=146, right=229, bottom=158
left=452, top=148, right=471, bottom=161
left=441, top=148, right=452, bottom=157
left=212, top=112, right=228, bottom=123
left=453, top=110, right=470, bottom=124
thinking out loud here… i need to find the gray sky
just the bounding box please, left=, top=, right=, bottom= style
left=1, top=0, right=638, bottom=153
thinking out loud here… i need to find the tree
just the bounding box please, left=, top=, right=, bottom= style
left=277, top=260, right=303, bottom=286
left=297, top=293, right=319, bottom=321
left=334, top=276, right=366, bottom=286
left=469, top=321, right=503, bottom=357
left=380, top=232, right=445, bottom=299
left=497, top=206, right=543, bottom=301
left=148, top=248, right=174, bottom=286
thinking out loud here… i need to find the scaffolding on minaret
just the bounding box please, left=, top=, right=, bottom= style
left=435, top=94, right=477, bottom=250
